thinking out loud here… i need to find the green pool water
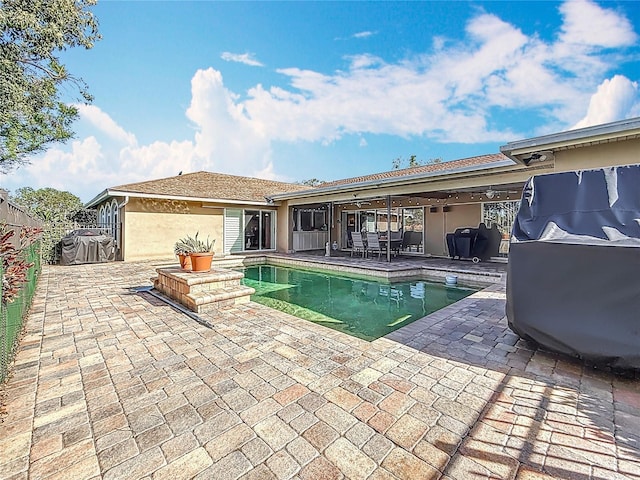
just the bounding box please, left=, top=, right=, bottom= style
left=238, top=265, right=478, bottom=341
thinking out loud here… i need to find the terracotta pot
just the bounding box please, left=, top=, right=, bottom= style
left=177, top=254, right=192, bottom=271
left=189, top=252, right=214, bottom=272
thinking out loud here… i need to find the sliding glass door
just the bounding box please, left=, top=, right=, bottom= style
left=242, top=210, right=275, bottom=251
left=224, top=209, right=276, bottom=254
left=340, top=207, right=424, bottom=252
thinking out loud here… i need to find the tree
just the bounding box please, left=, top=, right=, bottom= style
left=392, top=154, right=443, bottom=170
left=12, top=187, right=83, bottom=223
left=0, top=0, right=100, bottom=171
left=298, top=178, right=324, bottom=187
left=11, top=187, right=84, bottom=263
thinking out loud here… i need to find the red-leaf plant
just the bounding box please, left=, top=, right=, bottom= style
left=1, top=225, right=43, bottom=304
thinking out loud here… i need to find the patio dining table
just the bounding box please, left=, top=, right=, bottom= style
left=378, top=236, right=402, bottom=256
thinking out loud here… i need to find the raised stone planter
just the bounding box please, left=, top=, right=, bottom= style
left=154, top=267, right=255, bottom=313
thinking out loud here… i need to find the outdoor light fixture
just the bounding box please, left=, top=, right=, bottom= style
left=522, top=150, right=554, bottom=166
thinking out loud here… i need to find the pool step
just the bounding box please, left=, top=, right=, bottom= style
left=154, top=267, right=255, bottom=313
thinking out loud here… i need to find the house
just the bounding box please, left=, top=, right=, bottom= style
left=86, top=117, right=640, bottom=262
left=85, top=172, right=310, bottom=261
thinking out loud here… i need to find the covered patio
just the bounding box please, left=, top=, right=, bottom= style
left=283, top=185, right=523, bottom=263
left=269, top=153, right=534, bottom=263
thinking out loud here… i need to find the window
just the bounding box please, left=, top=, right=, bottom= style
left=482, top=200, right=520, bottom=256
left=105, top=203, right=111, bottom=229
left=482, top=201, right=520, bottom=238
left=376, top=208, right=401, bottom=233
left=110, top=199, right=119, bottom=245
left=402, top=208, right=423, bottom=232
left=293, top=207, right=326, bottom=231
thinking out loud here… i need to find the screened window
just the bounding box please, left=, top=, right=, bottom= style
left=482, top=201, right=520, bottom=238
left=482, top=200, right=520, bottom=256
left=293, top=207, right=326, bottom=231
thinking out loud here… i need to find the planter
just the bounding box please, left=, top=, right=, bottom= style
left=189, top=252, right=214, bottom=272
left=177, top=254, right=192, bottom=271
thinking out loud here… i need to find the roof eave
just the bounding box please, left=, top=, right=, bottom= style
left=86, top=190, right=276, bottom=207
left=269, top=159, right=516, bottom=201
left=85, top=189, right=110, bottom=208
left=500, top=117, right=640, bottom=164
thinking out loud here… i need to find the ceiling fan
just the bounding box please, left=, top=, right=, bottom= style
left=484, top=186, right=520, bottom=199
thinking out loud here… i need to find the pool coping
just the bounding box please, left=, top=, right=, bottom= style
left=240, top=254, right=504, bottom=286
left=232, top=254, right=505, bottom=344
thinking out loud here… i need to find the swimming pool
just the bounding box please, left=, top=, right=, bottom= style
left=238, top=265, right=478, bottom=341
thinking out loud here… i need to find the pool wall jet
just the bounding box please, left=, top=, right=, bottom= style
left=154, top=267, right=255, bottom=313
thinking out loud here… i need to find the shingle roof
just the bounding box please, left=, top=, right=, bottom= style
left=109, top=171, right=310, bottom=203
left=318, top=153, right=511, bottom=188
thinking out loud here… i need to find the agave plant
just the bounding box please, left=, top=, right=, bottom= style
left=191, top=232, right=215, bottom=253
left=174, top=234, right=199, bottom=255
left=174, top=232, right=215, bottom=255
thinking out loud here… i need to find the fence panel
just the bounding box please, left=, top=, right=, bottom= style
left=0, top=190, right=43, bottom=384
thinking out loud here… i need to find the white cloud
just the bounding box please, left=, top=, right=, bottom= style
left=359, top=137, right=368, bottom=147
left=220, top=52, right=264, bottom=67
left=572, top=76, right=639, bottom=129
left=12, top=137, right=106, bottom=194
left=234, top=1, right=638, bottom=144
left=559, top=0, right=637, bottom=48
left=74, top=104, right=137, bottom=146
left=353, top=31, right=376, bottom=39
left=119, top=140, right=196, bottom=181
left=185, top=68, right=273, bottom=177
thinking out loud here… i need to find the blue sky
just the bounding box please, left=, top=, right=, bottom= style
left=3, top=0, right=639, bottom=202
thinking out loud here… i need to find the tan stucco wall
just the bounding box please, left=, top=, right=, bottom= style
left=553, top=138, right=640, bottom=172
left=425, top=203, right=481, bottom=256
left=121, top=198, right=224, bottom=261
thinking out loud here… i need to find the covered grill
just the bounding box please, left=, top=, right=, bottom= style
left=506, top=165, right=640, bottom=369
left=445, top=223, right=502, bottom=262
left=60, top=229, right=116, bottom=265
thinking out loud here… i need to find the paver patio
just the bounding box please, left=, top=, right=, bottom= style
left=0, top=259, right=639, bottom=479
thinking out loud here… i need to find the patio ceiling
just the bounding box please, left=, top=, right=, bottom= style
left=305, top=181, right=525, bottom=209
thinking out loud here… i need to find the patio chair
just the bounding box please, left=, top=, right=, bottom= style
left=350, top=232, right=366, bottom=257
left=402, top=231, right=423, bottom=252
left=366, top=232, right=382, bottom=260
left=389, top=230, right=403, bottom=256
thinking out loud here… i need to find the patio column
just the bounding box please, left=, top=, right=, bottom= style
left=327, top=202, right=332, bottom=253
left=386, top=195, right=391, bottom=262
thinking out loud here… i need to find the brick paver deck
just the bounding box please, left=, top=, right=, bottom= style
left=1, top=260, right=638, bottom=479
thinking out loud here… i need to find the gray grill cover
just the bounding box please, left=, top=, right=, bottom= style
left=60, top=229, right=116, bottom=265
left=506, top=165, right=640, bottom=369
